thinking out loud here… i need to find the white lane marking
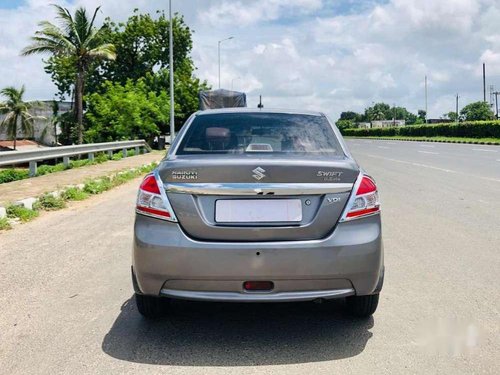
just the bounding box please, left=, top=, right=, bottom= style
left=419, top=144, right=435, bottom=148
left=377, top=146, right=389, bottom=149
left=365, top=154, right=500, bottom=183
left=418, top=150, right=439, bottom=155
left=472, top=148, right=497, bottom=153
left=386, top=142, right=398, bottom=145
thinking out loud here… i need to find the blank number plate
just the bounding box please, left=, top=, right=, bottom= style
left=215, top=199, right=302, bottom=223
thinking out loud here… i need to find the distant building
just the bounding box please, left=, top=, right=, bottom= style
left=357, top=122, right=371, bottom=129
left=427, top=119, right=453, bottom=124
left=371, top=120, right=405, bottom=128
left=0, top=100, right=72, bottom=147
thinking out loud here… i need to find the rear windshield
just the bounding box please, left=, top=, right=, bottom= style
left=176, top=113, right=344, bottom=156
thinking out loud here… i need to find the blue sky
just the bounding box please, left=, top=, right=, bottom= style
left=0, top=0, right=22, bottom=9
left=0, top=0, right=499, bottom=120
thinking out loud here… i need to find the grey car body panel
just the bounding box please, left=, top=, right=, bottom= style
left=159, top=154, right=359, bottom=241
left=158, top=155, right=359, bottom=184
left=133, top=109, right=384, bottom=302
left=133, top=213, right=383, bottom=299
left=167, top=192, right=350, bottom=241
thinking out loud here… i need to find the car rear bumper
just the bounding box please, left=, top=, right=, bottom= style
left=133, top=213, right=383, bottom=301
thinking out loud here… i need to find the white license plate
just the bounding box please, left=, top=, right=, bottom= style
left=215, top=199, right=302, bottom=223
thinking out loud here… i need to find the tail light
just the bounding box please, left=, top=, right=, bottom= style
left=136, top=173, right=177, bottom=222
left=345, top=175, right=380, bottom=220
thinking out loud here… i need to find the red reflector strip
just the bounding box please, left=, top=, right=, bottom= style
left=136, top=206, right=171, bottom=218
left=243, top=281, right=274, bottom=291
left=346, top=206, right=379, bottom=218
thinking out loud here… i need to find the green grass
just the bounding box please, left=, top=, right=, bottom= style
left=345, top=135, right=500, bottom=145
left=0, top=169, right=30, bottom=183
left=61, top=187, right=89, bottom=201
left=83, top=177, right=113, bottom=194
left=6, top=205, right=39, bottom=222
left=1, top=161, right=158, bottom=229
left=34, top=194, right=66, bottom=211
left=0, top=217, right=11, bottom=230
left=0, top=149, right=150, bottom=185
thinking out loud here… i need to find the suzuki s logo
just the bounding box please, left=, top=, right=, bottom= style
left=252, top=167, right=266, bottom=180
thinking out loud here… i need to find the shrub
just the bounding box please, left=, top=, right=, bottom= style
left=112, top=152, right=123, bottom=161
left=0, top=217, right=11, bottom=230
left=62, top=187, right=89, bottom=201
left=36, top=163, right=66, bottom=176
left=0, top=169, right=30, bottom=183
left=341, top=120, right=500, bottom=139
left=34, top=194, right=66, bottom=210
left=83, top=177, right=113, bottom=194
left=112, top=170, right=137, bottom=186
left=95, top=153, right=109, bottom=163
left=6, top=205, right=39, bottom=222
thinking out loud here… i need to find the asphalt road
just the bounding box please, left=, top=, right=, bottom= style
left=0, top=139, right=498, bottom=374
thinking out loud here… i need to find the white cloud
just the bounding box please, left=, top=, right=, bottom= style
left=200, top=0, right=323, bottom=27
left=0, top=0, right=499, bottom=120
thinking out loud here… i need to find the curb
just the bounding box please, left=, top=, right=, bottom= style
left=346, top=137, right=500, bottom=145
left=0, top=162, right=156, bottom=230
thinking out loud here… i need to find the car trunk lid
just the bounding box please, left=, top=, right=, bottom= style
left=159, top=155, right=359, bottom=241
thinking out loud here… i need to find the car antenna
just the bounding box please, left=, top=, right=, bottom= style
left=257, top=95, right=264, bottom=109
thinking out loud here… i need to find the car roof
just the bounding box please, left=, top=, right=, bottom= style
left=195, top=108, right=324, bottom=117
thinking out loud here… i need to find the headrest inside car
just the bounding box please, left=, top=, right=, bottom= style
left=206, top=127, right=230, bottom=139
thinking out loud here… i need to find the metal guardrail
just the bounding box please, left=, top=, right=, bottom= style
left=0, top=140, right=152, bottom=176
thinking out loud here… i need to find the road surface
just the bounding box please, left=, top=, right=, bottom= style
left=0, top=139, right=498, bottom=374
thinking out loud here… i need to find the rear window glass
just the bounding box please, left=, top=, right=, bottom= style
left=176, top=113, right=344, bottom=156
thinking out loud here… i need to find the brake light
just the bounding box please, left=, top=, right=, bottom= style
left=345, top=175, right=380, bottom=219
left=136, top=174, right=176, bottom=221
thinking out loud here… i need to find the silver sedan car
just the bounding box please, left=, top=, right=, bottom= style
left=133, top=109, right=384, bottom=318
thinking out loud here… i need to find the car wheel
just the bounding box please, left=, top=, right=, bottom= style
left=135, top=293, right=169, bottom=318
left=346, top=293, right=379, bottom=318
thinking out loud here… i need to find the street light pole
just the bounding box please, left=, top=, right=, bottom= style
left=424, top=75, right=428, bottom=123
left=493, top=91, right=499, bottom=119
left=455, top=94, right=459, bottom=124
left=218, top=36, right=234, bottom=89
left=169, top=0, right=175, bottom=140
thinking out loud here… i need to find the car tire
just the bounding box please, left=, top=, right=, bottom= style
left=135, top=293, right=168, bottom=318
left=346, top=293, right=379, bottom=318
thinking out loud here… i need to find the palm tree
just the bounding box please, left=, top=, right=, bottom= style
left=0, top=86, right=36, bottom=151
left=21, top=5, right=116, bottom=144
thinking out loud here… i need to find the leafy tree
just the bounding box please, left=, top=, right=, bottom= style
left=44, top=9, right=208, bottom=126
left=0, top=86, right=38, bottom=150
left=85, top=79, right=175, bottom=142
left=339, top=111, right=359, bottom=121
left=444, top=111, right=459, bottom=122
left=418, top=109, right=426, bottom=121
left=22, top=5, right=116, bottom=144
left=335, top=119, right=355, bottom=130
left=100, top=10, right=192, bottom=85
left=364, top=103, right=391, bottom=121
left=460, top=101, right=495, bottom=121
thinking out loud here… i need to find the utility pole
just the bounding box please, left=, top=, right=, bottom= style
left=169, top=0, right=175, bottom=140
left=393, top=103, right=396, bottom=126
left=425, top=75, right=428, bottom=123
left=257, top=95, right=264, bottom=109
left=455, top=94, right=459, bottom=124
left=493, top=91, right=500, bottom=119
left=483, top=63, right=486, bottom=102
left=218, top=36, right=234, bottom=89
